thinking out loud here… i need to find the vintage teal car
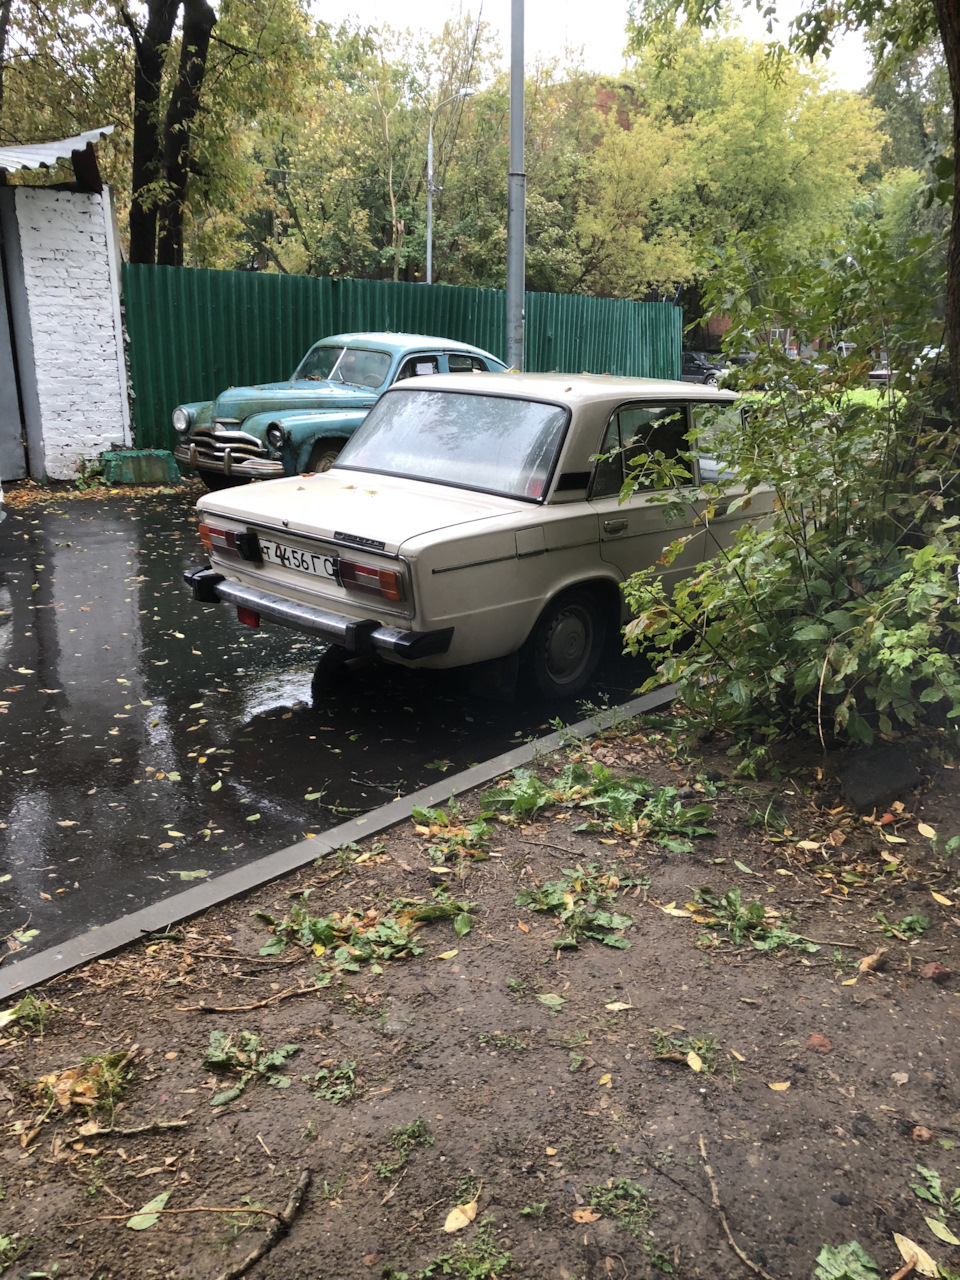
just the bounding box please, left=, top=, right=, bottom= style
left=172, top=331, right=506, bottom=489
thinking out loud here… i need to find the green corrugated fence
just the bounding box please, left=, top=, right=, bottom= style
left=122, top=265, right=682, bottom=451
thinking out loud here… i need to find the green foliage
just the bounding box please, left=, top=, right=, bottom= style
left=622, top=221, right=957, bottom=761
left=415, top=1218, right=512, bottom=1279
left=256, top=891, right=474, bottom=966
left=515, top=863, right=636, bottom=949
left=478, top=1032, right=528, bottom=1052
left=693, top=887, right=818, bottom=952
left=411, top=805, right=492, bottom=864
left=0, top=995, right=54, bottom=1037
left=0, top=1233, right=34, bottom=1269
left=484, top=762, right=714, bottom=851
left=203, top=1031, right=299, bottom=1107
left=813, top=1240, right=882, bottom=1280
left=376, top=1118, right=434, bottom=1180
left=910, top=1164, right=960, bottom=1217
left=307, top=1059, right=361, bottom=1106
left=874, top=912, right=932, bottom=939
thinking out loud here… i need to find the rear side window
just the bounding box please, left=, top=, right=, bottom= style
left=590, top=403, right=692, bottom=498
left=448, top=354, right=489, bottom=372
left=396, top=355, right=440, bottom=380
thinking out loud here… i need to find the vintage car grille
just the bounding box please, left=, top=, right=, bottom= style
left=187, top=425, right=269, bottom=466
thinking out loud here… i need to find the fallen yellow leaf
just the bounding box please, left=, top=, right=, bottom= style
left=932, top=892, right=952, bottom=906
left=768, top=1082, right=791, bottom=1091
left=572, top=1208, right=601, bottom=1224
left=729, top=1050, right=745, bottom=1062
left=918, top=822, right=937, bottom=839
left=312, top=944, right=325, bottom=957
left=841, top=977, right=858, bottom=985
left=605, top=1002, right=633, bottom=1012
left=434, top=949, right=459, bottom=960
left=925, top=1216, right=960, bottom=1246
left=443, top=1200, right=478, bottom=1233
left=517, top=920, right=530, bottom=933
left=893, top=1233, right=938, bottom=1276
left=797, top=840, right=821, bottom=850
left=660, top=905, right=691, bottom=917
left=686, top=1051, right=703, bottom=1073
left=598, top=1073, right=612, bottom=1087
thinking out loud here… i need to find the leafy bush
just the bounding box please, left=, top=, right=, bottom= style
left=622, top=223, right=958, bottom=765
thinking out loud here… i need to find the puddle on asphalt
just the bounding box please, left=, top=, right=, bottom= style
left=0, top=489, right=651, bottom=960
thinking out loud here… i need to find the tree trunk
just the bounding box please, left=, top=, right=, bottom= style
left=123, top=0, right=180, bottom=265
left=156, top=0, right=216, bottom=266
left=932, top=0, right=960, bottom=408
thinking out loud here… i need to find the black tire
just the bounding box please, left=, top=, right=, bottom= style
left=522, top=588, right=608, bottom=700
left=310, top=645, right=352, bottom=701
left=200, top=470, right=247, bottom=491
left=306, top=439, right=348, bottom=473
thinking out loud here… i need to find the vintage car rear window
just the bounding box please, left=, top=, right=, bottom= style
left=336, top=389, right=569, bottom=500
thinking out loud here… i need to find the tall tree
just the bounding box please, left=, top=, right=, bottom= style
left=626, top=0, right=959, bottom=402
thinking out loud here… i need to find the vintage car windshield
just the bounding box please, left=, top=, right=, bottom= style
left=336, top=388, right=569, bottom=500
left=293, top=346, right=392, bottom=389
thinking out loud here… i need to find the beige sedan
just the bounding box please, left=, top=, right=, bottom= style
left=184, top=373, right=768, bottom=699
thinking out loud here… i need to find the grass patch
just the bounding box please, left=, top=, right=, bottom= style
left=483, top=762, right=715, bottom=851
left=650, top=1028, right=719, bottom=1073
left=478, top=1032, right=529, bottom=1052
left=35, top=1049, right=134, bottom=1115
left=306, top=1059, right=362, bottom=1105
left=693, top=886, right=819, bottom=952
left=589, top=1176, right=653, bottom=1236
left=417, top=1218, right=512, bottom=1279
left=376, top=1117, right=434, bottom=1179
left=515, top=863, right=637, bottom=949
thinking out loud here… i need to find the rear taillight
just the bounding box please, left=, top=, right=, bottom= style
left=338, top=557, right=403, bottom=602
left=198, top=524, right=261, bottom=562
left=237, top=607, right=260, bottom=628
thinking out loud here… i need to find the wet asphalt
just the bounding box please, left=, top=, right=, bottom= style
left=0, top=485, right=652, bottom=963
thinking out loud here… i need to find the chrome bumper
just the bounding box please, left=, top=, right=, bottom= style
left=174, top=441, right=284, bottom=479
left=183, top=565, right=453, bottom=659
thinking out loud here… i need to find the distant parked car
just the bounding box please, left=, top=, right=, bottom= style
left=172, top=332, right=507, bottom=490
left=680, top=352, right=721, bottom=386
left=184, top=373, right=772, bottom=700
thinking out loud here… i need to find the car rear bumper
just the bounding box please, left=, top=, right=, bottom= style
left=183, top=564, right=453, bottom=659
left=174, top=442, right=284, bottom=479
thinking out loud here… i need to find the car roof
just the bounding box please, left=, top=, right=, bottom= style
left=384, top=370, right=738, bottom=404
left=312, top=332, right=503, bottom=361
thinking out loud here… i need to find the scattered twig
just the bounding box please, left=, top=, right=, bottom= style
left=81, top=1116, right=191, bottom=1137
left=177, top=985, right=318, bottom=1014
left=380, top=1167, right=407, bottom=1205
left=796, top=937, right=859, bottom=948
left=698, top=1135, right=777, bottom=1280
left=889, top=1259, right=916, bottom=1280
left=257, top=1133, right=272, bottom=1158
left=214, top=1168, right=311, bottom=1280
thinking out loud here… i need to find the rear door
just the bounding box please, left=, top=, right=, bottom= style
left=588, top=401, right=707, bottom=589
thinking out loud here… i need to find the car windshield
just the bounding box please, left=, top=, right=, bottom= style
left=336, top=388, right=569, bottom=500
left=293, top=345, right=392, bottom=389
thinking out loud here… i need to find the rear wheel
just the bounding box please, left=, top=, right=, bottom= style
left=522, top=588, right=609, bottom=700
left=305, top=439, right=348, bottom=474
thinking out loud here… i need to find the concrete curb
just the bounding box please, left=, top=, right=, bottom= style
left=0, top=685, right=676, bottom=999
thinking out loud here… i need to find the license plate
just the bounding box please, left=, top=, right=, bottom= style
left=260, top=537, right=337, bottom=581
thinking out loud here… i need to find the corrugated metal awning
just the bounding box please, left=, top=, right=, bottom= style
left=0, top=125, right=115, bottom=173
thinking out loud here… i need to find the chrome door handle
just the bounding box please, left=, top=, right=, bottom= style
left=603, top=519, right=628, bottom=534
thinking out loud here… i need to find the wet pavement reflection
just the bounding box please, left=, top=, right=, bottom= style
left=0, top=488, right=651, bottom=961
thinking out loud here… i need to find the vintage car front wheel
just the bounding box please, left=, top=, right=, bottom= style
left=306, top=439, right=348, bottom=473
left=523, top=588, right=608, bottom=700
left=200, top=470, right=248, bottom=491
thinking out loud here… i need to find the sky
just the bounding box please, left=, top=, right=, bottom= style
left=321, top=0, right=873, bottom=92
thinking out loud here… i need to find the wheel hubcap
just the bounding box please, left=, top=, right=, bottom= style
left=544, top=605, right=593, bottom=685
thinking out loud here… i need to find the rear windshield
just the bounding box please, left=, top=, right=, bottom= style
left=336, top=388, right=569, bottom=500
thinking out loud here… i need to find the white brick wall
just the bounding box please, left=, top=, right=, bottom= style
left=15, top=189, right=129, bottom=480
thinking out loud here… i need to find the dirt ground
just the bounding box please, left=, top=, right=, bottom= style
left=2, top=715, right=960, bottom=1280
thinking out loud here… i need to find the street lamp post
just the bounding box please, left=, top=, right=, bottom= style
left=426, top=89, right=473, bottom=286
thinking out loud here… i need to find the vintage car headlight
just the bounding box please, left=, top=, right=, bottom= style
left=172, top=407, right=191, bottom=434
left=265, top=423, right=285, bottom=450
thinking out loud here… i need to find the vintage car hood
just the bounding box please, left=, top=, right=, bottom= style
left=198, top=471, right=522, bottom=555
left=211, top=381, right=377, bottom=422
